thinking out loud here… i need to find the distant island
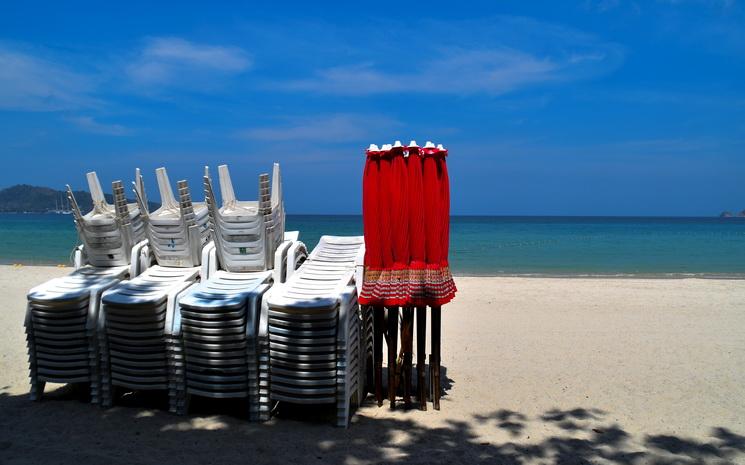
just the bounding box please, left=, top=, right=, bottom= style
left=0, top=184, right=158, bottom=213
left=719, top=210, right=745, bottom=218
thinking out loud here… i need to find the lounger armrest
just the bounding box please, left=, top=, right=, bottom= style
left=208, top=245, right=217, bottom=278
left=273, top=239, right=308, bottom=284
left=336, top=285, right=358, bottom=346
left=129, top=239, right=149, bottom=277
left=24, top=303, right=32, bottom=328
left=200, top=241, right=217, bottom=280
left=284, top=231, right=300, bottom=242
left=354, top=244, right=365, bottom=295
left=257, top=287, right=272, bottom=340
left=285, top=241, right=307, bottom=282
left=246, top=284, right=272, bottom=341
left=73, top=245, right=86, bottom=270
left=273, top=241, right=292, bottom=284
left=165, top=281, right=198, bottom=337
left=141, top=244, right=153, bottom=274
left=98, top=288, right=116, bottom=334
left=86, top=278, right=124, bottom=331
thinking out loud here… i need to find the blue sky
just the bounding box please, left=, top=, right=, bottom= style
left=0, top=0, right=743, bottom=215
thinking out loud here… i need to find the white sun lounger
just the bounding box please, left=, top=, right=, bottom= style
left=167, top=165, right=306, bottom=421
left=25, top=172, right=148, bottom=403
left=266, top=235, right=367, bottom=427
left=98, top=171, right=208, bottom=409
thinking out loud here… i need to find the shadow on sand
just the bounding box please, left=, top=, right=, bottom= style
left=1, top=382, right=744, bottom=465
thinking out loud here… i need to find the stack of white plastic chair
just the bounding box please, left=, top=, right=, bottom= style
left=266, top=235, right=367, bottom=427
left=68, top=172, right=147, bottom=268
left=207, top=164, right=285, bottom=271
left=136, top=167, right=210, bottom=267
left=97, top=168, right=209, bottom=409
left=169, top=164, right=304, bottom=421
left=25, top=172, right=147, bottom=403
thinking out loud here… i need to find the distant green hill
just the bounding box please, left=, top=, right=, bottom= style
left=0, top=184, right=158, bottom=213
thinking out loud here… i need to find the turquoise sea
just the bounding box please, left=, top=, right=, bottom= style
left=1, top=213, right=744, bottom=276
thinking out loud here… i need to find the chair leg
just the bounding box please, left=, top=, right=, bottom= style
left=387, top=307, right=398, bottom=409
left=373, top=306, right=385, bottom=407
left=416, top=306, right=427, bottom=411
left=431, top=305, right=441, bottom=410
left=29, top=378, right=45, bottom=401
left=401, top=307, right=414, bottom=408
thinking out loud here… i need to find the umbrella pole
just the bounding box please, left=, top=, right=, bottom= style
left=387, top=306, right=399, bottom=409
left=373, top=306, right=385, bottom=407
left=416, top=306, right=427, bottom=410
left=430, top=305, right=442, bottom=410
left=400, top=307, right=414, bottom=408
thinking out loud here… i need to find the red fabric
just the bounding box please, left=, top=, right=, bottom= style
left=362, top=150, right=382, bottom=270
left=360, top=143, right=456, bottom=307
left=438, top=149, right=451, bottom=269
left=390, top=146, right=409, bottom=270
left=378, top=152, right=394, bottom=272
left=407, top=147, right=425, bottom=269
left=422, top=149, right=441, bottom=268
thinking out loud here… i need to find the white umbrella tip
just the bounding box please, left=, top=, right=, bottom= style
left=368, top=144, right=380, bottom=151
left=408, top=140, right=419, bottom=147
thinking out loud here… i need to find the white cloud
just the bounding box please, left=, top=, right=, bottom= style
left=65, top=116, right=129, bottom=136
left=658, top=0, right=736, bottom=7
left=236, top=114, right=400, bottom=142
left=0, top=45, right=96, bottom=111
left=584, top=0, right=623, bottom=12
left=281, top=49, right=559, bottom=96
left=127, top=37, right=251, bottom=87
left=270, top=17, right=624, bottom=96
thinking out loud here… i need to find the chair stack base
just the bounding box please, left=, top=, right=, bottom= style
left=267, top=236, right=367, bottom=427
left=362, top=305, right=374, bottom=394
left=171, top=270, right=272, bottom=420
left=25, top=266, right=128, bottom=403
left=99, top=266, right=198, bottom=408
left=268, top=294, right=364, bottom=427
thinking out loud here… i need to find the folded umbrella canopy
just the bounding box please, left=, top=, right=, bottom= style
left=359, top=142, right=456, bottom=307
left=360, top=140, right=456, bottom=411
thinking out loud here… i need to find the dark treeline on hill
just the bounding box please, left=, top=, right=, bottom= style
left=0, top=184, right=158, bottom=213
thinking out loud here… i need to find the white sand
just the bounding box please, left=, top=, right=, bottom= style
left=1, top=265, right=745, bottom=464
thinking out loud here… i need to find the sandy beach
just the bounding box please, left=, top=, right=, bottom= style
left=1, top=264, right=744, bottom=465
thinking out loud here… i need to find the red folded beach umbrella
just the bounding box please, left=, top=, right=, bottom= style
left=378, top=147, right=395, bottom=288
left=422, top=143, right=456, bottom=306
left=361, top=141, right=456, bottom=306
left=362, top=147, right=382, bottom=284
left=361, top=139, right=456, bottom=411
left=438, top=145, right=451, bottom=271
left=406, top=142, right=426, bottom=302
left=390, top=143, right=409, bottom=305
